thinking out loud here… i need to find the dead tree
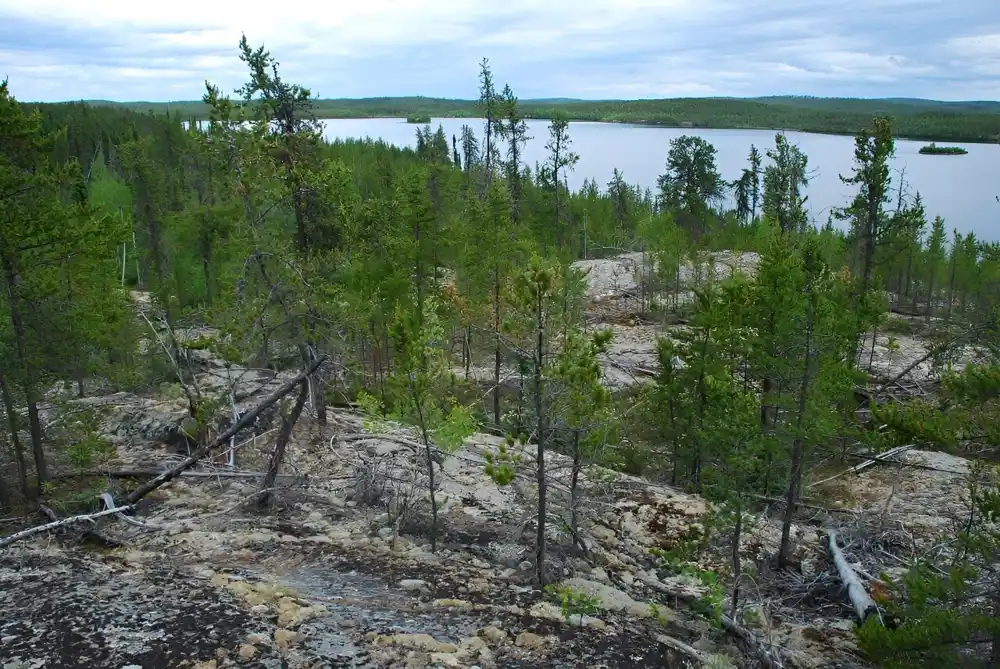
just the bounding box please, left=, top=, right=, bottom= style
left=123, top=357, right=324, bottom=506
left=828, top=530, right=878, bottom=622
left=257, top=380, right=309, bottom=510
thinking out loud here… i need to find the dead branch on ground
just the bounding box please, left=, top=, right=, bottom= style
left=123, top=356, right=325, bottom=506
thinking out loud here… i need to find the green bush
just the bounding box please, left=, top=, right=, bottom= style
left=883, top=315, right=913, bottom=334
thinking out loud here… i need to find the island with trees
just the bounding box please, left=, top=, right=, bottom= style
left=3, top=38, right=1000, bottom=669
left=406, top=114, right=431, bottom=124
left=918, top=141, right=969, bottom=155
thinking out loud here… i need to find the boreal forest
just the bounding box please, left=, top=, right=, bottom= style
left=1, top=37, right=1000, bottom=669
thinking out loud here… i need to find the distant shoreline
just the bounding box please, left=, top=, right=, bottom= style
left=59, top=96, right=1000, bottom=144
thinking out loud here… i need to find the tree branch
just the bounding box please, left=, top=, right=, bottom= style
left=123, top=356, right=325, bottom=505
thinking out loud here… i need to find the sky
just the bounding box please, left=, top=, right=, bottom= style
left=1, top=0, right=998, bottom=102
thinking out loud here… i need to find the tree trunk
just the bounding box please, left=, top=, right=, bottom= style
left=0, top=470, right=10, bottom=510
left=493, top=269, right=502, bottom=428
left=313, top=372, right=327, bottom=427
left=257, top=380, right=309, bottom=510
left=570, top=430, right=583, bottom=552
left=0, top=369, right=29, bottom=499
left=867, top=326, right=878, bottom=373
left=534, top=290, right=547, bottom=587
left=904, top=248, right=913, bottom=299
left=414, top=388, right=439, bottom=553
left=779, top=293, right=814, bottom=569
left=947, top=250, right=957, bottom=322
left=3, top=257, right=47, bottom=486
left=730, top=500, right=743, bottom=618
left=926, top=272, right=936, bottom=324
left=464, top=324, right=472, bottom=380
left=203, top=252, right=213, bottom=305
left=991, top=586, right=1000, bottom=669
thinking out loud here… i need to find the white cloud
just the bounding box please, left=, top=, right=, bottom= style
left=0, top=0, right=997, bottom=101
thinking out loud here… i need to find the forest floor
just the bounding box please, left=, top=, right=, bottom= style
left=0, top=251, right=983, bottom=669
left=1, top=399, right=974, bottom=669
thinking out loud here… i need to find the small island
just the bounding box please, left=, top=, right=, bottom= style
left=406, top=115, right=431, bottom=124
left=919, top=142, right=968, bottom=155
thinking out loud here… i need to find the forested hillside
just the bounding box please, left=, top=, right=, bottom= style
left=80, top=93, right=1000, bottom=143
left=3, top=38, right=1000, bottom=669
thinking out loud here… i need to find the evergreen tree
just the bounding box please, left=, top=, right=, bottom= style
left=0, top=81, right=132, bottom=491
left=748, top=144, right=763, bottom=221
left=656, top=135, right=724, bottom=231
left=839, top=116, right=896, bottom=296
left=460, top=124, right=479, bottom=177
left=923, top=216, right=946, bottom=322
left=732, top=170, right=753, bottom=225
left=498, top=84, right=530, bottom=223
left=540, top=113, right=579, bottom=250
left=476, top=59, right=501, bottom=185
left=762, top=133, right=809, bottom=234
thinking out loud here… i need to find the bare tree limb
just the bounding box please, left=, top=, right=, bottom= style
left=0, top=505, right=136, bottom=549
left=808, top=445, right=914, bottom=489
left=123, top=357, right=326, bottom=505
left=828, top=530, right=878, bottom=623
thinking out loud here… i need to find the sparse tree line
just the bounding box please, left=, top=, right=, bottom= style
left=2, top=38, right=1000, bottom=668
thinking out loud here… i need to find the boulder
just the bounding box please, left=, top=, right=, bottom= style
left=561, top=578, right=652, bottom=618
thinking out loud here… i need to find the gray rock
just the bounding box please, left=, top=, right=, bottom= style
left=518, top=560, right=533, bottom=572
left=561, top=577, right=652, bottom=618
left=398, top=578, right=430, bottom=592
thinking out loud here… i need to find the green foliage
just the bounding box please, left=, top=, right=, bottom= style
left=544, top=584, right=601, bottom=623
left=61, top=409, right=116, bottom=470
left=484, top=436, right=523, bottom=486
left=657, top=135, right=724, bottom=225
left=651, top=545, right=726, bottom=624
left=883, top=315, right=913, bottom=334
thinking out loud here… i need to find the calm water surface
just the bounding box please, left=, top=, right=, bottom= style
left=320, top=117, right=1000, bottom=241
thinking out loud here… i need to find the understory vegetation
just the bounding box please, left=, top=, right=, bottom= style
left=3, top=37, right=1000, bottom=668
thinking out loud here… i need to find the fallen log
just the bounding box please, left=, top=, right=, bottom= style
left=828, top=530, right=878, bottom=623
left=37, top=504, right=122, bottom=548
left=53, top=469, right=299, bottom=481
left=124, top=356, right=325, bottom=506
left=0, top=504, right=136, bottom=550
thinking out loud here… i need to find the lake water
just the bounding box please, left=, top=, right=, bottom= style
left=320, top=118, right=1000, bottom=241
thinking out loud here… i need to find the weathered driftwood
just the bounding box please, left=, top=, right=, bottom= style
left=0, top=504, right=136, bottom=549
left=124, top=357, right=325, bottom=505
left=828, top=530, right=878, bottom=623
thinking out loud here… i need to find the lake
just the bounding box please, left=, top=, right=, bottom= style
left=320, top=118, right=1000, bottom=241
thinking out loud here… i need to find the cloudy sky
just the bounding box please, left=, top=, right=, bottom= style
left=1, top=0, right=998, bottom=102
